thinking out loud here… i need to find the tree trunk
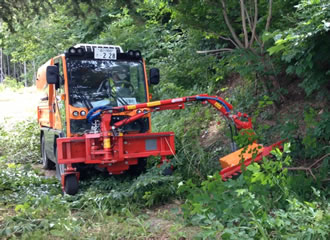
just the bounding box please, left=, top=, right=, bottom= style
left=24, top=61, right=27, bottom=87
left=13, top=62, right=16, bottom=79
left=259, top=54, right=286, bottom=109
left=6, top=55, right=10, bottom=76
left=19, top=63, right=22, bottom=83
left=33, top=60, right=37, bottom=84
left=0, top=48, right=3, bottom=83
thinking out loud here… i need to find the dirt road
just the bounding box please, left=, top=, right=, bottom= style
left=0, top=87, right=41, bottom=126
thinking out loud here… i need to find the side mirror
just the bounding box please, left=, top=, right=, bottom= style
left=46, top=66, right=59, bottom=85
left=149, top=68, right=160, bottom=85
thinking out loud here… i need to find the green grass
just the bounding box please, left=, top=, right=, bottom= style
left=0, top=161, right=200, bottom=239
left=0, top=119, right=199, bottom=239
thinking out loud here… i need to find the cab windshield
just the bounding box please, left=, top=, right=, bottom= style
left=67, top=59, right=147, bottom=108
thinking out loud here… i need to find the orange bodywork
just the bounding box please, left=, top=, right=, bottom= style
left=219, top=143, right=264, bottom=169
left=37, top=59, right=55, bottom=129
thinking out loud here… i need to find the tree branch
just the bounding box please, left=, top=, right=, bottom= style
left=218, top=35, right=240, bottom=48
left=287, top=166, right=317, bottom=180
left=286, top=153, right=330, bottom=181
left=265, top=0, right=272, bottom=32
left=220, top=0, right=244, bottom=49
left=240, top=0, right=249, bottom=48
left=249, top=0, right=258, bottom=48
left=196, top=48, right=234, bottom=54
left=244, top=6, right=253, bottom=31
left=261, top=0, right=273, bottom=49
left=309, top=153, right=329, bottom=168
left=243, top=5, right=261, bottom=48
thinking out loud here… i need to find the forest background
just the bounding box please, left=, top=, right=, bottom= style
left=0, top=0, right=329, bottom=239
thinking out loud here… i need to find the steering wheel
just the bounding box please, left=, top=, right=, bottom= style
left=97, top=80, right=135, bottom=95
left=113, top=80, right=135, bottom=95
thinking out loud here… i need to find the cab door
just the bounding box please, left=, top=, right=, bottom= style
left=45, top=57, right=66, bottom=161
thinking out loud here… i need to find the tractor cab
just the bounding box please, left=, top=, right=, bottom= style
left=38, top=44, right=159, bottom=137
left=63, top=44, right=152, bottom=135
left=66, top=45, right=147, bottom=109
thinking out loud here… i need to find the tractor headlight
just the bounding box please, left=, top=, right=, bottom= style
left=69, top=47, right=77, bottom=54
left=76, top=48, right=84, bottom=55
left=80, top=110, right=86, bottom=116
left=134, top=50, right=141, bottom=58
left=73, top=111, right=79, bottom=117
left=128, top=50, right=134, bottom=57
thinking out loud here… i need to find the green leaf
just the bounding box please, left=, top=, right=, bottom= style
left=283, top=142, right=291, bottom=154
left=267, top=44, right=286, bottom=55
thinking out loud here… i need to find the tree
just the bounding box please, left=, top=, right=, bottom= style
left=172, top=0, right=300, bottom=106
left=266, top=0, right=330, bottom=99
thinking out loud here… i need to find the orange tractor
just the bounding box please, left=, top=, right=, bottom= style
left=37, top=44, right=282, bottom=195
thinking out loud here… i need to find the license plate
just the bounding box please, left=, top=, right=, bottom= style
left=94, top=48, right=117, bottom=60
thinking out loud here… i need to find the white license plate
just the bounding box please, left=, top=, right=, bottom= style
left=94, top=48, right=117, bottom=60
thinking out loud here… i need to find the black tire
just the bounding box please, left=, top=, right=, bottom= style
left=64, top=174, right=79, bottom=195
left=55, top=150, right=66, bottom=180
left=41, top=134, right=55, bottom=170
left=128, top=158, right=147, bottom=176
left=163, top=167, right=173, bottom=176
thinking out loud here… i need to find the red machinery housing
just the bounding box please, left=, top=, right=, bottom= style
left=56, top=93, right=259, bottom=193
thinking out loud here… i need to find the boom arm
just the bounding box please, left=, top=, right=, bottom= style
left=86, top=94, right=253, bottom=131
left=58, top=93, right=281, bottom=193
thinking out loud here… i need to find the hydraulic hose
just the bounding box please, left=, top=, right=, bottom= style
left=86, top=105, right=110, bottom=123
left=195, top=96, right=231, bottom=113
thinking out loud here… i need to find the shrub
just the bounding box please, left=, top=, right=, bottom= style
left=178, top=143, right=330, bottom=239
left=0, top=118, right=40, bottom=164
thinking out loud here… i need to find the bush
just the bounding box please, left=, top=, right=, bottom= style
left=0, top=76, right=24, bottom=91
left=267, top=0, right=330, bottom=99
left=0, top=118, right=40, bottom=164
left=178, top=143, right=330, bottom=239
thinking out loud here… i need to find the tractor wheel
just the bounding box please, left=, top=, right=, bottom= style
left=41, top=135, right=55, bottom=170
left=163, top=167, right=173, bottom=176
left=64, top=174, right=79, bottom=195
left=55, top=151, right=66, bottom=180
left=128, top=158, right=147, bottom=176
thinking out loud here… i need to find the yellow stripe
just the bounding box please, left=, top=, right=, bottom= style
left=127, top=105, right=136, bottom=110
left=104, top=138, right=111, bottom=149
left=147, top=101, right=161, bottom=107
left=214, top=102, right=223, bottom=110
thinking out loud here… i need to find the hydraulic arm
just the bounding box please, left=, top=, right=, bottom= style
left=86, top=93, right=253, bottom=132
left=56, top=93, right=281, bottom=193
